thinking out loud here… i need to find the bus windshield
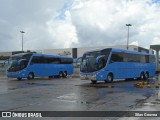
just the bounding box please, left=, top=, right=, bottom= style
left=7, top=53, right=32, bottom=72
left=80, top=49, right=111, bottom=72
left=80, top=51, right=101, bottom=72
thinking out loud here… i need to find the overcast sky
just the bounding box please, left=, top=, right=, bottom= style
left=0, top=0, right=160, bottom=52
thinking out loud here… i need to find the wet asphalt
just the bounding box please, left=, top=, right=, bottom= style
left=1, top=75, right=160, bottom=120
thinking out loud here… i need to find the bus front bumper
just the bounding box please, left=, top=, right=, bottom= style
left=80, top=74, right=96, bottom=80
left=7, top=72, right=19, bottom=78
left=7, top=71, right=26, bottom=78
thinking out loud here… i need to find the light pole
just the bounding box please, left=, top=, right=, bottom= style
left=20, top=31, right=25, bottom=51
left=126, top=24, right=132, bottom=50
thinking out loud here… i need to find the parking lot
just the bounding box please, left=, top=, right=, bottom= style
left=1, top=75, right=160, bottom=119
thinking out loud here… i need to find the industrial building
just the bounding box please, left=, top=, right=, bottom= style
left=0, top=45, right=158, bottom=70
left=42, top=45, right=152, bottom=58
left=0, top=45, right=152, bottom=58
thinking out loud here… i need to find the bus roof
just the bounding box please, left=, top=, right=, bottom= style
left=111, top=48, right=154, bottom=56
left=11, top=53, right=33, bottom=57
left=32, top=53, right=72, bottom=58
left=84, top=48, right=154, bottom=56
left=11, top=53, right=72, bottom=59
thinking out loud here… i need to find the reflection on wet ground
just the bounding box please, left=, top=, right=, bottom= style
left=6, top=74, right=160, bottom=100
left=18, top=82, right=55, bottom=88
left=78, top=79, right=158, bottom=97
left=74, top=74, right=160, bottom=109
left=1, top=74, right=160, bottom=113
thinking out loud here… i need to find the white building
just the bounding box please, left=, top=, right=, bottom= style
left=0, top=45, right=152, bottom=58
left=41, top=45, right=151, bottom=59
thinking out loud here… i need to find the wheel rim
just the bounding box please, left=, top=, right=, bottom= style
left=145, top=73, right=148, bottom=79
left=28, top=73, right=33, bottom=79
left=59, top=72, right=63, bottom=77
left=29, top=74, right=32, bottom=78
left=64, top=72, right=67, bottom=77
left=141, top=74, right=144, bottom=79
left=108, top=75, right=112, bottom=82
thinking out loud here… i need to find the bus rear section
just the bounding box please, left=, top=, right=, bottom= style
left=7, top=53, right=73, bottom=80
left=79, top=48, right=156, bottom=83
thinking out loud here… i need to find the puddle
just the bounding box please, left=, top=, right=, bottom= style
left=80, top=81, right=158, bottom=97
left=144, top=102, right=156, bottom=106
left=57, top=93, right=77, bottom=100
left=57, top=93, right=78, bottom=103
left=26, top=82, right=54, bottom=86
left=56, top=93, right=94, bottom=104
left=31, top=96, right=40, bottom=99
left=8, top=88, right=18, bottom=90
left=17, top=82, right=55, bottom=88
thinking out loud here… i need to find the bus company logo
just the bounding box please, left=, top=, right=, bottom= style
left=2, top=112, right=11, bottom=117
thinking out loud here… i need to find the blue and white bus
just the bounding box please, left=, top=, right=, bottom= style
left=79, top=48, right=156, bottom=83
left=7, top=53, right=73, bottom=80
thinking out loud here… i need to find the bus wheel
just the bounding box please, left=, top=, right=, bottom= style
left=144, top=72, right=149, bottom=80
left=63, top=71, right=67, bottom=78
left=59, top=71, right=63, bottom=78
left=140, top=72, right=145, bottom=80
left=28, top=72, right=34, bottom=80
left=17, top=78, right=22, bottom=80
left=91, top=80, right=96, bottom=84
left=48, top=76, right=53, bottom=79
left=107, top=73, right=113, bottom=83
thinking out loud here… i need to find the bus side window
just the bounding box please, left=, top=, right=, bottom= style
left=31, top=56, right=39, bottom=65
left=30, top=57, right=35, bottom=65
left=149, top=56, right=155, bottom=63
left=110, top=52, right=123, bottom=63
left=145, top=55, right=149, bottom=63
left=61, top=58, right=73, bottom=64
left=125, top=53, right=140, bottom=62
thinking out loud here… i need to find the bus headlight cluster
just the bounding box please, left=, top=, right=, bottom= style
left=92, top=74, right=96, bottom=79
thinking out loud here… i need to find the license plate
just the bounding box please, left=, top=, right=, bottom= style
left=85, top=76, right=89, bottom=79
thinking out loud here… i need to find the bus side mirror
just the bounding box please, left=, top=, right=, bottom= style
left=75, top=57, right=82, bottom=67
left=96, top=55, right=105, bottom=68
left=18, top=59, right=27, bottom=65
left=96, top=55, right=105, bottom=64
left=3, top=59, right=9, bottom=66
left=76, top=57, right=82, bottom=63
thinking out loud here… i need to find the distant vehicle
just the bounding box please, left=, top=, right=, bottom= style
left=78, top=48, right=156, bottom=84
left=7, top=53, right=73, bottom=80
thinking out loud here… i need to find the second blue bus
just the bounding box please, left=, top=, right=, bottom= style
left=79, top=48, right=156, bottom=83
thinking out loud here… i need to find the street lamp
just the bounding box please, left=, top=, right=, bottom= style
left=20, top=31, right=25, bottom=51
left=126, top=24, right=132, bottom=50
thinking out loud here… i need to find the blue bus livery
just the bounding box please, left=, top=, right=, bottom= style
left=7, top=53, right=73, bottom=80
left=79, top=48, right=156, bottom=83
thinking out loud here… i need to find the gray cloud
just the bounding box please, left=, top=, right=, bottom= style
left=0, top=0, right=160, bottom=52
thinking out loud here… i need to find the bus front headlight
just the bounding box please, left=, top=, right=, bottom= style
left=92, top=74, right=96, bottom=80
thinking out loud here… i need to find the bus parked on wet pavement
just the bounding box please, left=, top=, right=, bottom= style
left=78, top=48, right=156, bottom=84
left=7, top=53, right=73, bottom=80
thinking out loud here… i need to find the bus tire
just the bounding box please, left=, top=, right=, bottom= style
left=91, top=80, right=97, bottom=84
left=59, top=71, right=63, bottom=78
left=144, top=72, right=149, bottom=80
left=48, top=76, right=53, bottom=78
left=17, top=78, right=22, bottom=80
left=107, top=73, right=113, bottom=82
left=28, top=72, right=34, bottom=80
left=63, top=71, right=67, bottom=78
left=140, top=72, right=145, bottom=80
